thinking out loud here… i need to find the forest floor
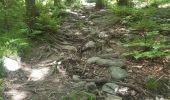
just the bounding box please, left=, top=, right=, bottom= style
left=3, top=6, right=170, bottom=100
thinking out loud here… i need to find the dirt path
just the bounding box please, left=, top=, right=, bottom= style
left=3, top=7, right=125, bottom=100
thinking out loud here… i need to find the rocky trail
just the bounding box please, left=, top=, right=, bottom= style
left=2, top=6, right=164, bottom=100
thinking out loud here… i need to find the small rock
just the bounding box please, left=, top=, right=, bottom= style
left=82, top=27, right=90, bottom=34
left=85, top=41, right=95, bottom=48
left=106, top=95, right=122, bottom=100
left=87, top=57, right=101, bottom=64
left=118, top=87, right=128, bottom=95
left=85, top=82, right=97, bottom=91
left=98, top=53, right=119, bottom=59
left=74, top=81, right=87, bottom=88
left=105, top=48, right=115, bottom=53
left=72, top=75, right=80, bottom=81
left=62, top=45, right=77, bottom=52
left=102, top=83, right=119, bottom=95
left=110, top=40, right=123, bottom=46
left=87, top=57, right=126, bottom=67
left=98, top=31, right=108, bottom=38
left=131, top=90, right=136, bottom=96
left=110, top=67, right=128, bottom=80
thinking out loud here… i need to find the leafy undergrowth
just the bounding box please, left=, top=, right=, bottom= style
left=109, top=3, right=170, bottom=98
left=0, top=32, right=29, bottom=57
left=108, top=1, right=170, bottom=99
left=127, top=58, right=170, bottom=98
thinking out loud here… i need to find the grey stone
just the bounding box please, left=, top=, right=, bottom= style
left=110, top=67, right=128, bottom=80
left=87, top=57, right=101, bottom=64
left=98, top=31, right=108, bottom=38
left=85, top=41, right=95, bottom=48
left=105, top=48, right=114, bottom=53
left=87, top=57, right=126, bottom=67
left=72, top=75, right=80, bottom=81
left=74, top=81, right=87, bottom=88
left=85, top=82, right=97, bottom=91
left=62, top=45, right=77, bottom=52
left=102, top=83, right=119, bottom=95
left=106, top=95, right=122, bottom=100
left=98, top=53, right=119, bottom=59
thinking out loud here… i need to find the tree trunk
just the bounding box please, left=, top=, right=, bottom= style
left=117, top=0, right=129, bottom=6
left=1, top=0, right=12, bottom=31
left=25, top=0, right=36, bottom=32
left=95, top=0, right=104, bottom=9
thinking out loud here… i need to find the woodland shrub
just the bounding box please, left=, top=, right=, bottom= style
left=145, top=76, right=167, bottom=94
left=110, top=4, right=170, bottom=59
left=0, top=1, right=29, bottom=57
left=111, top=6, right=158, bottom=26
left=32, top=1, right=62, bottom=36
left=130, top=18, right=159, bottom=31
left=123, top=31, right=170, bottom=59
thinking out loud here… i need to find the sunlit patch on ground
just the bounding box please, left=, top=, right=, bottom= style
left=28, top=67, right=50, bottom=81
left=65, top=9, right=79, bottom=15
left=3, top=56, right=21, bottom=72
left=5, top=89, right=28, bottom=100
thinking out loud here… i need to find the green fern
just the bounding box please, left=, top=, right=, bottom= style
left=145, top=77, right=165, bottom=92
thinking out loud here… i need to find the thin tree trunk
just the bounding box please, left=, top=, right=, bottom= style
left=1, top=0, right=10, bottom=31
left=95, top=0, right=104, bottom=9
left=117, top=0, right=129, bottom=6
left=25, top=0, right=36, bottom=32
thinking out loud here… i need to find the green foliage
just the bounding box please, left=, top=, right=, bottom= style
left=0, top=32, right=29, bottom=57
left=64, top=0, right=81, bottom=8
left=111, top=6, right=158, bottom=26
left=0, top=1, right=25, bottom=32
left=123, top=31, right=170, bottom=59
left=35, top=13, right=60, bottom=31
left=145, top=77, right=165, bottom=92
left=62, top=90, right=95, bottom=100
left=0, top=0, right=29, bottom=57
left=131, top=18, right=158, bottom=31
left=160, top=24, right=170, bottom=31
left=111, top=6, right=137, bottom=16
left=32, top=1, right=62, bottom=37
left=111, top=5, right=170, bottom=59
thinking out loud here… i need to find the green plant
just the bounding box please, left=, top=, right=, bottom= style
left=112, top=16, right=122, bottom=25
left=131, top=18, right=158, bottom=31
left=0, top=31, right=29, bottom=57
left=145, top=76, right=165, bottom=92
left=111, top=6, right=137, bottom=16
left=32, top=0, right=62, bottom=37
left=123, top=31, right=170, bottom=59
left=62, top=90, right=95, bottom=100
left=35, top=13, right=60, bottom=30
